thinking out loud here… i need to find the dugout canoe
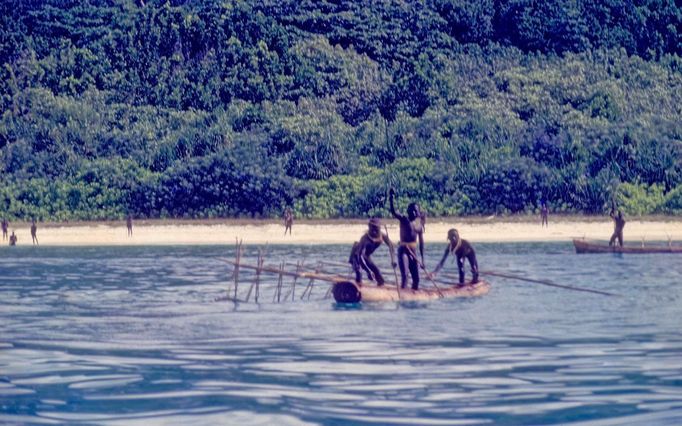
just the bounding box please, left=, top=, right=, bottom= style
left=573, top=238, right=682, bottom=254
left=332, top=280, right=491, bottom=303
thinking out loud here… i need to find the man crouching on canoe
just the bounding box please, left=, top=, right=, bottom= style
left=389, top=188, right=425, bottom=290
left=348, top=218, right=396, bottom=286
left=431, top=228, right=479, bottom=285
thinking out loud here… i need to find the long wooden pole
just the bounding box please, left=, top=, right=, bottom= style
left=219, top=258, right=348, bottom=283
left=256, top=251, right=263, bottom=303
left=219, top=257, right=446, bottom=287
left=233, top=238, right=242, bottom=301
left=418, top=261, right=444, bottom=298
left=301, top=262, right=320, bottom=300
left=477, top=269, right=620, bottom=297
left=292, top=261, right=301, bottom=301
left=404, top=245, right=444, bottom=298
left=315, top=259, right=402, bottom=286
left=385, top=225, right=400, bottom=301
left=277, top=262, right=284, bottom=303
left=283, top=261, right=302, bottom=301
left=245, top=250, right=264, bottom=303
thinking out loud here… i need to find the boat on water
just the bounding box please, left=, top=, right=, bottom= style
left=332, top=280, right=491, bottom=303
left=573, top=238, right=682, bottom=254
left=220, top=254, right=491, bottom=304
left=219, top=240, right=614, bottom=302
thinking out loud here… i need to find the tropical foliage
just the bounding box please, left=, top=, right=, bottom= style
left=1, top=0, right=681, bottom=219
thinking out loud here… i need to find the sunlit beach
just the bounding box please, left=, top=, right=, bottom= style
left=4, top=216, right=681, bottom=246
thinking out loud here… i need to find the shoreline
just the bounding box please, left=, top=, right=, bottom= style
left=2, top=216, right=681, bottom=247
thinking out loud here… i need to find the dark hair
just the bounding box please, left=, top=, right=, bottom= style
left=407, top=203, right=420, bottom=219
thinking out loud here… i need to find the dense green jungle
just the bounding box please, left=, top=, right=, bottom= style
left=1, top=0, right=681, bottom=220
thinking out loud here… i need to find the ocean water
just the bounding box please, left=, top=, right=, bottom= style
left=1, top=242, right=681, bottom=425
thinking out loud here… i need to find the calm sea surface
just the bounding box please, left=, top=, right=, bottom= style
left=1, top=242, right=681, bottom=425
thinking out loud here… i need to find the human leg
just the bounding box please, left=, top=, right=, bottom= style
left=468, top=252, right=479, bottom=283
left=408, top=257, right=420, bottom=290
left=397, top=246, right=408, bottom=288
left=364, top=257, right=384, bottom=286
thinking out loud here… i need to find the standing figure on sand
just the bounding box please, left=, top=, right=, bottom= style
left=127, top=214, right=133, bottom=237
left=431, top=228, right=479, bottom=285
left=283, top=208, right=293, bottom=236
left=30, top=219, right=38, bottom=245
left=9, top=230, right=17, bottom=246
left=389, top=188, right=424, bottom=290
left=1, top=218, right=8, bottom=241
left=348, top=218, right=396, bottom=287
left=609, top=208, right=626, bottom=247
left=540, top=202, right=549, bottom=227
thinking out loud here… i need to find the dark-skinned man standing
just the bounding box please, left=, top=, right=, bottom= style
left=388, top=188, right=424, bottom=290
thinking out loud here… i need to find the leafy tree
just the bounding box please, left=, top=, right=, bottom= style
left=1, top=1, right=681, bottom=220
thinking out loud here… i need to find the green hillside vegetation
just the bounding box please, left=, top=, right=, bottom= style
left=1, top=0, right=681, bottom=220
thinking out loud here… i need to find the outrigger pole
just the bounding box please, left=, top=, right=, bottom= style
left=233, top=238, right=242, bottom=301
left=220, top=259, right=347, bottom=283
left=304, top=259, right=453, bottom=289
left=440, top=270, right=620, bottom=297
left=244, top=249, right=263, bottom=303
left=218, top=256, right=344, bottom=303
left=300, top=262, right=323, bottom=300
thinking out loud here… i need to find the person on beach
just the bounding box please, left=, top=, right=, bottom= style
left=127, top=214, right=133, bottom=237
left=389, top=188, right=424, bottom=290
left=9, top=230, right=17, bottom=246
left=1, top=218, right=7, bottom=240
left=431, top=228, right=479, bottom=285
left=609, top=209, right=626, bottom=247
left=283, top=208, right=293, bottom=236
left=540, top=202, right=549, bottom=227
left=348, top=218, right=396, bottom=286
left=30, top=219, right=38, bottom=245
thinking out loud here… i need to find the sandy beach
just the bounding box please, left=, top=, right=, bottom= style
left=3, top=216, right=682, bottom=247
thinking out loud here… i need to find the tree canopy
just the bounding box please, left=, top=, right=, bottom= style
left=1, top=0, right=681, bottom=220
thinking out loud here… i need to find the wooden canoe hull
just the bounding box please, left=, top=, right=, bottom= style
left=332, top=280, right=491, bottom=303
left=573, top=238, right=682, bottom=254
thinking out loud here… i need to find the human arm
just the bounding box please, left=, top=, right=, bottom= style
left=388, top=188, right=400, bottom=219
left=418, top=229, right=425, bottom=265
left=432, top=247, right=450, bottom=275
left=382, top=233, right=397, bottom=268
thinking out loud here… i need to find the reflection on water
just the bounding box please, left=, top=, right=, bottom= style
left=1, top=243, right=682, bottom=425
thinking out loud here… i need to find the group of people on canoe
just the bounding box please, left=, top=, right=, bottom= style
left=347, top=191, right=628, bottom=289
left=348, top=188, right=479, bottom=290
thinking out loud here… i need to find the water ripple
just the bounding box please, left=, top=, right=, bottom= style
left=1, top=244, right=681, bottom=425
